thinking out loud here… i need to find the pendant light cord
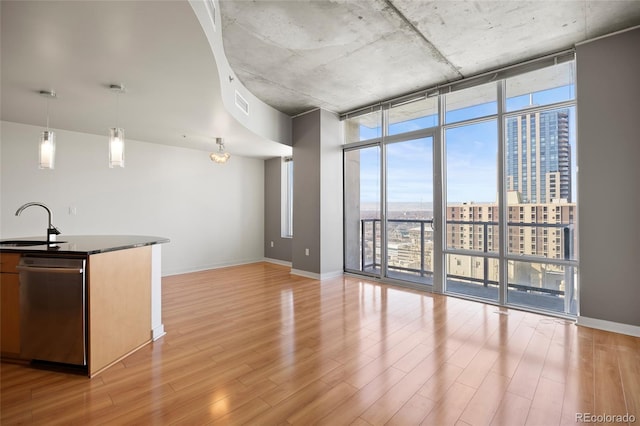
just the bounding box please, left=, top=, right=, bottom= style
left=115, top=91, right=120, bottom=128
left=46, top=96, right=50, bottom=131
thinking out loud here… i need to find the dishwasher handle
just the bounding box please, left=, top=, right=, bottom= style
left=16, top=265, right=84, bottom=274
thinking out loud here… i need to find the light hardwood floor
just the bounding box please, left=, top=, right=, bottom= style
left=1, top=262, right=638, bottom=425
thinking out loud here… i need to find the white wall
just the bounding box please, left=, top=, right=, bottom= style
left=319, top=109, right=343, bottom=277
left=0, top=121, right=265, bottom=276
left=189, top=0, right=292, bottom=147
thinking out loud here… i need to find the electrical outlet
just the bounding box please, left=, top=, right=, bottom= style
left=305, top=248, right=309, bottom=256
left=68, top=206, right=77, bottom=215
left=270, top=241, right=274, bottom=247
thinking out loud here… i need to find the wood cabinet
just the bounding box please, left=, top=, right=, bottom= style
left=0, top=252, right=21, bottom=355
left=1, top=246, right=153, bottom=376
left=87, top=245, right=151, bottom=376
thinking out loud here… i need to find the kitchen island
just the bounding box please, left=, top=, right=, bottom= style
left=0, top=235, right=169, bottom=377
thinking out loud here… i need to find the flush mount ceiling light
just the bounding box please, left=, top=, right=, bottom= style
left=38, top=90, right=57, bottom=169
left=210, top=137, right=231, bottom=164
left=108, top=84, right=126, bottom=168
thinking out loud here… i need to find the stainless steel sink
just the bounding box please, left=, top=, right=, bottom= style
left=0, top=240, right=66, bottom=247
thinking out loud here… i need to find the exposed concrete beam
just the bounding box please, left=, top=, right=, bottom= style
left=385, top=0, right=463, bottom=79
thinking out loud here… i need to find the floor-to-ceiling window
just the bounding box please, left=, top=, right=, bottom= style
left=344, top=144, right=381, bottom=275
left=344, top=109, right=382, bottom=276
left=444, top=120, right=499, bottom=301
left=503, top=62, right=578, bottom=314
left=343, top=55, right=578, bottom=317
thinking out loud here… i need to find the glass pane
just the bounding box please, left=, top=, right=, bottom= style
left=344, top=109, right=382, bottom=143
left=506, top=61, right=575, bottom=112
left=507, top=261, right=577, bottom=315
left=386, top=137, right=433, bottom=285
left=444, top=120, right=498, bottom=302
left=445, top=120, right=499, bottom=253
left=282, top=159, right=293, bottom=237
left=445, top=82, right=497, bottom=124
left=344, top=146, right=381, bottom=273
left=506, top=107, right=577, bottom=260
left=388, top=96, right=438, bottom=135
left=446, top=254, right=499, bottom=301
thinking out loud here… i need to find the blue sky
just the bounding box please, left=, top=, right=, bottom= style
left=445, top=120, right=498, bottom=203
left=356, top=84, right=577, bottom=206
left=387, top=138, right=433, bottom=203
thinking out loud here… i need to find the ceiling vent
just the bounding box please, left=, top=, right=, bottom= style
left=204, top=0, right=216, bottom=31
left=235, top=90, right=249, bottom=115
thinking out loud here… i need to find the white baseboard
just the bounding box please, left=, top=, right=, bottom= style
left=576, top=316, right=640, bottom=337
left=163, top=258, right=263, bottom=276
left=151, top=325, right=166, bottom=341
left=290, top=269, right=321, bottom=279
left=320, top=270, right=345, bottom=280
left=263, top=258, right=293, bottom=267
left=290, top=268, right=344, bottom=280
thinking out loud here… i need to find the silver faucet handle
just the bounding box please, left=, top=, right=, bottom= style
left=48, top=226, right=61, bottom=236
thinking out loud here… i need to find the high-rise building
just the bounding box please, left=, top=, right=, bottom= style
left=506, top=109, right=571, bottom=203
left=445, top=199, right=576, bottom=260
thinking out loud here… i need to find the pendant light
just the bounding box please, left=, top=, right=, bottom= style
left=108, top=84, right=126, bottom=168
left=210, top=137, right=231, bottom=164
left=38, top=90, right=57, bottom=169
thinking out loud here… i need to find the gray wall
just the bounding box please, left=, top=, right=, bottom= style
left=264, top=157, right=292, bottom=262
left=1, top=121, right=266, bottom=276
left=577, top=27, right=640, bottom=326
left=292, top=110, right=322, bottom=273
left=291, top=109, right=343, bottom=276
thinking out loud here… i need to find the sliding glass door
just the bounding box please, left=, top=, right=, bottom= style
left=343, top=136, right=435, bottom=287
left=385, top=137, right=434, bottom=285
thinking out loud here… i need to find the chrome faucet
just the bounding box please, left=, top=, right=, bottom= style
left=15, top=202, right=61, bottom=244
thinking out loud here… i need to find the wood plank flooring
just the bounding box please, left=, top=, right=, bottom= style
left=1, top=262, right=638, bottom=425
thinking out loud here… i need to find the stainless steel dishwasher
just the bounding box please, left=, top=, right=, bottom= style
left=17, top=256, right=87, bottom=366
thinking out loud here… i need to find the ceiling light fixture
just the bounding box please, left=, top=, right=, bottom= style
left=38, top=90, right=57, bottom=169
left=210, top=137, right=231, bottom=164
left=108, top=84, right=126, bottom=168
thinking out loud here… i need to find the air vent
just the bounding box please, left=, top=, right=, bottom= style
left=205, top=0, right=216, bottom=31
left=235, top=90, right=249, bottom=115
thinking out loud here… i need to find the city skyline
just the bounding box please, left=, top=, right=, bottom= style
left=357, top=84, right=577, bottom=206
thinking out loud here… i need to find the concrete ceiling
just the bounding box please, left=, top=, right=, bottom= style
left=219, top=0, right=640, bottom=116
left=2, top=1, right=639, bottom=160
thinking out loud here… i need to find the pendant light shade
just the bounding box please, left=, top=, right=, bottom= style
left=109, top=127, right=125, bottom=168
left=39, top=130, right=56, bottom=169
left=108, top=84, right=125, bottom=168
left=210, top=137, right=231, bottom=164
left=38, top=90, right=57, bottom=169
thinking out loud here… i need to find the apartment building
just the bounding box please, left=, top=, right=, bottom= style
left=506, top=110, right=572, bottom=203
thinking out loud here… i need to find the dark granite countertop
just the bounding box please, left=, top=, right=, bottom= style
left=0, top=235, right=169, bottom=255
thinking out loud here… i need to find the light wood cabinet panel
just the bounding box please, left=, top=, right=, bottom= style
left=1, top=252, right=21, bottom=355
left=87, top=246, right=151, bottom=376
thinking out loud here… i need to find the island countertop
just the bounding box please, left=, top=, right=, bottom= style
left=0, top=235, right=169, bottom=255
